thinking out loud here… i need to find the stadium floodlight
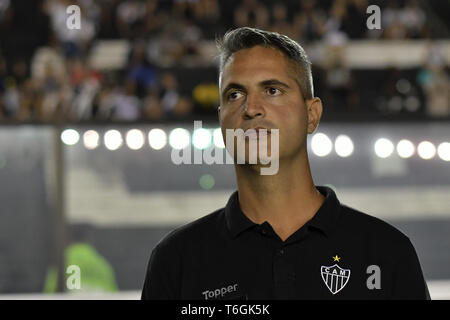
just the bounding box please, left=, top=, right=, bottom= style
left=169, top=128, right=190, bottom=150
left=213, top=128, right=225, bottom=149
left=311, top=132, right=332, bottom=157
left=104, top=129, right=123, bottom=151
left=126, top=129, right=145, bottom=150
left=192, top=127, right=212, bottom=150
left=334, top=135, right=354, bottom=158
left=148, top=128, right=167, bottom=150
left=396, top=139, right=415, bottom=159
left=61, top=129, right=80, bottom=146
left=417, top=141, right=436, bottom=160
left=83, top=130, right=100, bottom=150
left=437, top=142, right=450, bottom=162
left=374, top=138, right=394, bottom=158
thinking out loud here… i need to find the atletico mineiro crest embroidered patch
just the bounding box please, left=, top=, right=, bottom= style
left=321, top=256, right=351, bottom=295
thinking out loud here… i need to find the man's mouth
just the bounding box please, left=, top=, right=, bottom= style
left=244, top=127, right=271, bottom=139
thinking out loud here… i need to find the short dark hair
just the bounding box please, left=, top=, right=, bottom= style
left=216, top=27, right=314, bottom=100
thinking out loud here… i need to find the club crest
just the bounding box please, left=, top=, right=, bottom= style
left=321, top=263, right=351, bottom=295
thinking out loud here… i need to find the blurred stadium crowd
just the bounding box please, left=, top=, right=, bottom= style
left=0, top=0, right=448, bottom=123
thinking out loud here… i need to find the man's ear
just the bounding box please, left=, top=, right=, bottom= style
left=305, top=98, right=323, bottom=134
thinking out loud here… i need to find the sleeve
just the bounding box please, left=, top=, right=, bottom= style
left=390, top=237, right=429, bottom=300
left=141, top=240, right=182, bottom=300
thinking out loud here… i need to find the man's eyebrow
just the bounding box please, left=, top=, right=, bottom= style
left=260, top=79, right=291, bottom=89
left=221, top=82, right=246, bottom=98
left=221, top=79, right=291, bottom=98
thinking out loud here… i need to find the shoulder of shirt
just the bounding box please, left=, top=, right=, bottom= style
left=152, top=207, right=225, bottom=251
left=338, top=203, right=412, bottom=244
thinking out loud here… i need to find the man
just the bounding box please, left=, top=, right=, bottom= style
left=141, top=27, right=430, bottom=300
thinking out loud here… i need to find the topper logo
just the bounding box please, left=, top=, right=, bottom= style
left=202, top=283, right=238, bottom=300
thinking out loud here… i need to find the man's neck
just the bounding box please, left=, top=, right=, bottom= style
left=235, top=156, right=325, bottom=241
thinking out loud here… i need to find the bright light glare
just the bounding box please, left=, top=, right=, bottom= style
left=374, top=138, right=394, bottom=158
left=169, top=128, right=190, bottom=150
left=83, top=130, right=99, bottom=150
left=311, top=133, right=332, bottom=157
left=334, top=135, right=354, bottom=158
left=437, top=142, right=450, bottom=162
left=213, top=128, right=225, bottom=149
left=417, top=141, right=436, bottom=160
left=104, top=130, right=123, bottom=151
left=61, top=129, right=79, bottom=146
left=126, top=129, right=145, bottom=150
left=192, top=128, right=212, bottom=150
left=148, top=129, right=167, bottom=150
left=396, top=139, right=415, bottom=158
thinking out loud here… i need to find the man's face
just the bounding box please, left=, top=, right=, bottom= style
left=218, top=45, right=316, bottom=163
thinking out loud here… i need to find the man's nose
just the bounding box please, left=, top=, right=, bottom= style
left=243, top=93, right=265, bottom=119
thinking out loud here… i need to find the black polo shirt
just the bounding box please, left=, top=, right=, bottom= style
left=141, top=186, right=430, bottom=300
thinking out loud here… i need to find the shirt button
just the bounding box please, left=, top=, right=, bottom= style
left=278, top=249, right=284, bottom=255
left=261, top=229, right=267, bottom=235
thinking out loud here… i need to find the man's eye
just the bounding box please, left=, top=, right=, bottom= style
left=266, top=87, right=281, bottom=96
left=228, top=91, right=244, bottom=101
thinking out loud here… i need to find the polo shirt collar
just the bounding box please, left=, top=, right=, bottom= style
left=225, top=190, right=255, bottom=238
left=307, top=185, right=342, bottom=237
left=225, top=185, right=341, bottom=238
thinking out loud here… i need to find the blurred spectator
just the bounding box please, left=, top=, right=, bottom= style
left=142, top=86, right=163, bottom=120
left=193, top=0, right=220, bottom=22
left=191, top=0, right=220, bottom=39
left=46, top=0, right=97, bottom=57
left=323, top=0, right=349, bottom=45
left=31, top=35, right=66, bottom=83
left=234, top=0, right=269, bottom=30
left=323, top=41, right=358, bottom=113
left=400, top=0, right=427, bottom=39
left=331, top=0, right=368, bottom=39
left=112, top=78, right=140, bottom=121
left=160, top=72, right=180, bottom=115
left=383, top=1, right=407, bottom=39
left=418, top=45, right=450, bottom=118
left=116, top=0, right=147, bottom=39
left=95, top=74, right=119, bottom=120
left=2, top=59, right=31, bottom=119
left=142, top=0, right=167, bottom=36
left=30, top=33, right=70, bottom=121
left=146, top=23, right=184, bottom=67
left=169, top=4, right=205, bottom=66
left=16, top=78, right=38, bottom=121
left=2, top=77, right=19, bottom=118
left=382, top=0, right=428, bottom=40
left=127, top=39, right=157, bottom=96
left=178, top=19, right=204, bottom=66
left=70, top=60, right=102, bottom=120
left=39, top=63, right=65, bottom=121
left=159, top=72, right=193, bottom=118
left=293, top=0, right=326, bottom=43
left=269, top=3, right=296, bottom=41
